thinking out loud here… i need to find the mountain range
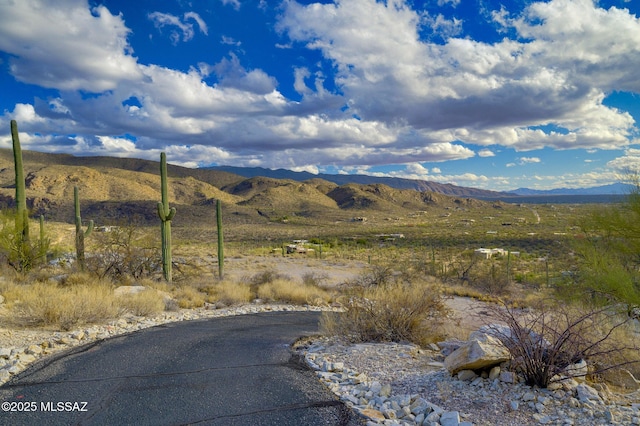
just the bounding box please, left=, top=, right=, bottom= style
left=0, top=148, right=629, bottom=228
left=510, top=183, right=633, bottom=196
left=0, top=149, right=497, bottom=226
left=208, top=166, right=631, bottom=197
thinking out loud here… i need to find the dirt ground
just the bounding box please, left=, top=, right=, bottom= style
left=223, top=254, right=502, bottom=338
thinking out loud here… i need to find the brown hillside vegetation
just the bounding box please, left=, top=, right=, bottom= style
left=0, top=149, right=499, bottom=226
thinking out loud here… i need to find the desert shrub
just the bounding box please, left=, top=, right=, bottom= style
left=206, top=281, right=254, bottom=306
left=117, top=289, right=165, bottom=316
left=7, top=282, right=119, bottom=330
left=487, top=300, right=640, bottom=388
left=321, top=280, right=450, bottom=346
left=347, top=264, right=395, bottom=288
left=246, top=270, right=288, bottom=286
left=256, top=278, right=331, bottom=305
left=0, top=212, right=49, bottom=273
left=86, top=224, right=159, bottom=282
left=301, top=271, right=329, bottom=287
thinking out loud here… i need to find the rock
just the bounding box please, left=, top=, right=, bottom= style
left=440, top=410, right=461, bottom=426
left=500, top=371, right=517, bottom=383
left=71, top=331, right=85, bottom=340
left=563, top=359, right=587, bottom=380
left=489, top=366, right=501, bottom=380
left=359, top=408, right=385, bottom=422
left=445, top=332, right=510, bottom=374
left=0, top=348, right=11, bottom=359
left=425, top=411, right=440, bottom=423
left=576, top=384, right=602, bottom=404
left=438, top=339, right=466, bottom=356
left=25, top=344, right=43, bottom=355
left=380, top=383, right=392, bottom=398
left=457, top=369, right=478, bottom=381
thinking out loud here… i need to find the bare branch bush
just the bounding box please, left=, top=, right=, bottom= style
left=486, top=300, right=640, bottom=388
left=86, top=224, right=159, bottom=283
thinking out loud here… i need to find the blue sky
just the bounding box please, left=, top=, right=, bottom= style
left=1, top=0, right=639, bottom=191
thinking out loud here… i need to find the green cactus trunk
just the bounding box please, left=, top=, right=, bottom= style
left=157, top=153, right=176, bottom=282
left=216, top=199, right=224, bottom=279
left=74, top=186, right=94, bottom=272
left=10, top=120, right=28, bottom=244
left=39, top=214, right=47, bottom=263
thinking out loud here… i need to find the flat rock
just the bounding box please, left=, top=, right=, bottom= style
left=444, top=333, right=510, bottom=374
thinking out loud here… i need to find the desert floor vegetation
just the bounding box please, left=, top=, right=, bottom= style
left=320, top=277, right=451, bottom=347
left=0, top=167, right=638, bottom=394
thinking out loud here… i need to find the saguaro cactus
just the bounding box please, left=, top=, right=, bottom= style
left=216, top=199, right=224, bottom=279
left=10, top=119, right=33, bottom=271
left=74, top=186, right=94, bottom=271
left=11, top=120, right=28, bottom=244
left=157, top=152, right=176, bottom=282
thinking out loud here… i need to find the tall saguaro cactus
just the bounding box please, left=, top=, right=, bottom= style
left=10, top=119, right=32, bottom=271
left=216, top=199, right=224, bottom=279
left=157, top=152, right=176, bottom=282
left=10, top=120, right=28, bottom=245
left=74, top=186, right=94, bottom=271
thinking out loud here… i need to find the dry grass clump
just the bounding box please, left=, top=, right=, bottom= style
left=321, top=279, right=450, bottom=347
left=172, top=285, right=207, bottom=309
left=206, top=280, right=253, bottom=306
left=256, top=278, right=332, bottom=305
left=117, top=289, right=166, bottom=316
left=3, top=280, right=120, bottom=330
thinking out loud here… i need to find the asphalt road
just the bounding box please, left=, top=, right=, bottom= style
left=0, top=311, right=365, bottom=426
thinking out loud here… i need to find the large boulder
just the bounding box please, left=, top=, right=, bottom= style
left=444, top=331, right=511, bottom=374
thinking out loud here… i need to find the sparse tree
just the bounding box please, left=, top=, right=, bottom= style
left=570, top=176, right=640, bottom=309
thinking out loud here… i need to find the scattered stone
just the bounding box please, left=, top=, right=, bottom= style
left=457, top=369, right=477, bottom=381
left=440, top=410, right=460, bottom=426
left=576, top=384, right=603, bottom=404
left=25, top=344, right=43, bottom=355
left=488, top=365, right=500, bottom=380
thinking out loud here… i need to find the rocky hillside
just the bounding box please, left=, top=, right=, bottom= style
left=0, top=149, right=493, bottom=226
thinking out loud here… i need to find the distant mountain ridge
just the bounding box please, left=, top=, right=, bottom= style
left=511, top=183, right=633, bottom=196
left=207, top=166, right=506, bottom=198
left=208, top=166, right=631, bottom=197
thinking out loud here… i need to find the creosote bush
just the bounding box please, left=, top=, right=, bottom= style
left=321, top=276, right=450, bottom=347
left=486, top=300, right=640, bottom=388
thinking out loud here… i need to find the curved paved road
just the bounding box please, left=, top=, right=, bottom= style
left=0, top=311, right=364, bottom=425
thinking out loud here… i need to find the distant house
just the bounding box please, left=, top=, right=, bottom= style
left=474, top=248, right=519, bottom=259
left=474, top=248, right=507, bottom=259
